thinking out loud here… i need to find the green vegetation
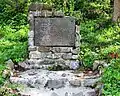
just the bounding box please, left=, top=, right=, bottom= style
left=0, top=0, right=120, bottom=95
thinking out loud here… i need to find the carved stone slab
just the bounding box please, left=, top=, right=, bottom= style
left=34, top=17, right=75, bottom=47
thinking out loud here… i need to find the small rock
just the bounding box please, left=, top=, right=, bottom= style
left=61, top=73, right=66, bottom=77
left=62, top=53, right=72, bottom=60
left=45, top=79, right=65, bottom=89
left=84, top=78, right=99, bottom=87
left=69, top=79, right=81, bottom=87
left=87, top=91, right=96, bottom=96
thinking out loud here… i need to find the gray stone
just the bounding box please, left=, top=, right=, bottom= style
left=28, top=38, right=34, bottom=46
left=84, top=79, right=99, bottom=87
left=37, top=59, right=55, bottom=65
left=69, top=79, right=81, bottom=87
left=5, top=59, right=14, bottom=70
left=55, top=60, right=66, bottom=65
left=29, top=52, right=52, bottom=59
left=72, top=55, right=78, bottom=60
left=71, top=48, right=79, bottom=55
left=52, top=53, right=63, bottom=59
left=93, top=60, right=108, bottom=71
left=45, top=80, right=65, bottom=89
left=29, top=3, right=52, bottom=11
left=73, top=92, right=83, bottom=96
left=41, top=10, right=53, bottom=17
left=75, top=25, right=80, bottom=33
left=54, top=11, right=64, bottom=17
left=28, top=30, right=34, bottom=38
left=52, top=47, right=72, bottom=53
left=38, top=47, right=51, bottom=52
left=86, top=91, right=96, bottom=96
left=62, top=53, right=72, bottom=60
left=28, top=46, right=37, bottom=51
left=51, top=92, right=59, bottom=96
left=34, top=17, right=75, bottom=47
left=29, top=51, right=41, bottom=59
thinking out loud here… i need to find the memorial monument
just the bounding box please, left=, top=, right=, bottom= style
left=28, top=3, right=80, bottom=69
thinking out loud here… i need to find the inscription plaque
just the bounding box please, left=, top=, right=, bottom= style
left=34, top=17, right=75, bottom=47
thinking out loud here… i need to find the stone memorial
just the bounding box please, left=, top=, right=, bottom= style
left=10, top=4, right=101, bottom=96
left=28, top=3, right=80, bottom=69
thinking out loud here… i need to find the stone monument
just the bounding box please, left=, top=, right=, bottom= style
left=28, top=3, right=80, bottom=69
left=10, top=4, right=101, bottom=96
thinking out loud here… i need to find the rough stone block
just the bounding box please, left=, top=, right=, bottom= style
left=45, top=79, right=65, bottom=89
left=37, top=59, right=55, bottom=65
left=28, top=46, right=37, bottom=51
left=28, top=30, right=34, bottom=38
left=28, top=38, right=34, bottom=46
left=29, top=51, right=41, bottom=59
left=41, top=10, right=53, bottom=17
left=69, top=79, right=81, bottom=87
left=73, top=92, right=84, bottom=96
left=55, top=60, right=66, bottom=65
left=52, top=47, right=72, bottom=53
left=62, top=53, right=72, bottom=60
left=71, top=48, right=79, bottom=55
left=72, top=55, right=78, bottom=60
left=54, top=11, right=64, bottom=17
left=38, top=47, right=51, bottom=52
left=52, top=53, right=63, bottom=59
left=84, top=78, right=99, bottom=87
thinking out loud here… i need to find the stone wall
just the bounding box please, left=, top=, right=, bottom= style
left=28, top=4, right=80, bottom=70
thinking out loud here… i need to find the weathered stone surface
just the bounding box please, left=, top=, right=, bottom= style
left=71, top=48, right=79, bottom=55
left=93, top=60, right=108, bottom=71
left=37, top=59, right=55, bottom=65
left=29, top=3, right=52, bottom=11
left=54, top=11, right=64, bottom=17
left=55, top=60, right=66, bottom=65
left=10, top=69, right=99, bottom=96
left=41, top=10, right=53, bottom=17
left=34, top=17, right=75, bottom=47
left=73, top=92, right=83, bottom=96
left=69, top=79, right=81, bottom=87
left=52, top=53, right=63, bottom=59
left=62, top=53, right=72, bottom=60
left=28, top=30, right=34, bottom=38
left=86, top=91, right=96, bottom=96
left=29, top=51, right=41, bottom=59
left=28, top=46, right=37, bottom=51
left=45, top=79, right=65, bottom=89
left=38, top=47, right=51, bottom=52
left=72, top=55, right=78, bottom=60
left=84, top=78, right=99, bottom=87
left=29, top=52, right=52, bottom=59
left=52, top=47, right=72, bottom=53
left=28, top=38, right=34, bottom=46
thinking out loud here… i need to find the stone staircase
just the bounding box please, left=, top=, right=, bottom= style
left=10, top=69, right=101, bottom=96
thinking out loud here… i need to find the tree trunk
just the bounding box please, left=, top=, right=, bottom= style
left=113, top=0, right=120, bottom=22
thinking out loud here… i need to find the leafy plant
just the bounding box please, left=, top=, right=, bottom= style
left=102, top=59, right=120, bottom=96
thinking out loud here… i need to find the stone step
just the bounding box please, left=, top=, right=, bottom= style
left=19, top=86, right=96, bottom=96
left=10, top=69, right=100, bottom=90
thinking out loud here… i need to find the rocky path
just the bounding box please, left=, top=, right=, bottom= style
left=10, top=69, right=101, bottom=96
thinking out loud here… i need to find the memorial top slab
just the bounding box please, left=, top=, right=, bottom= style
left=29, top=3, right=52, bottom=11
